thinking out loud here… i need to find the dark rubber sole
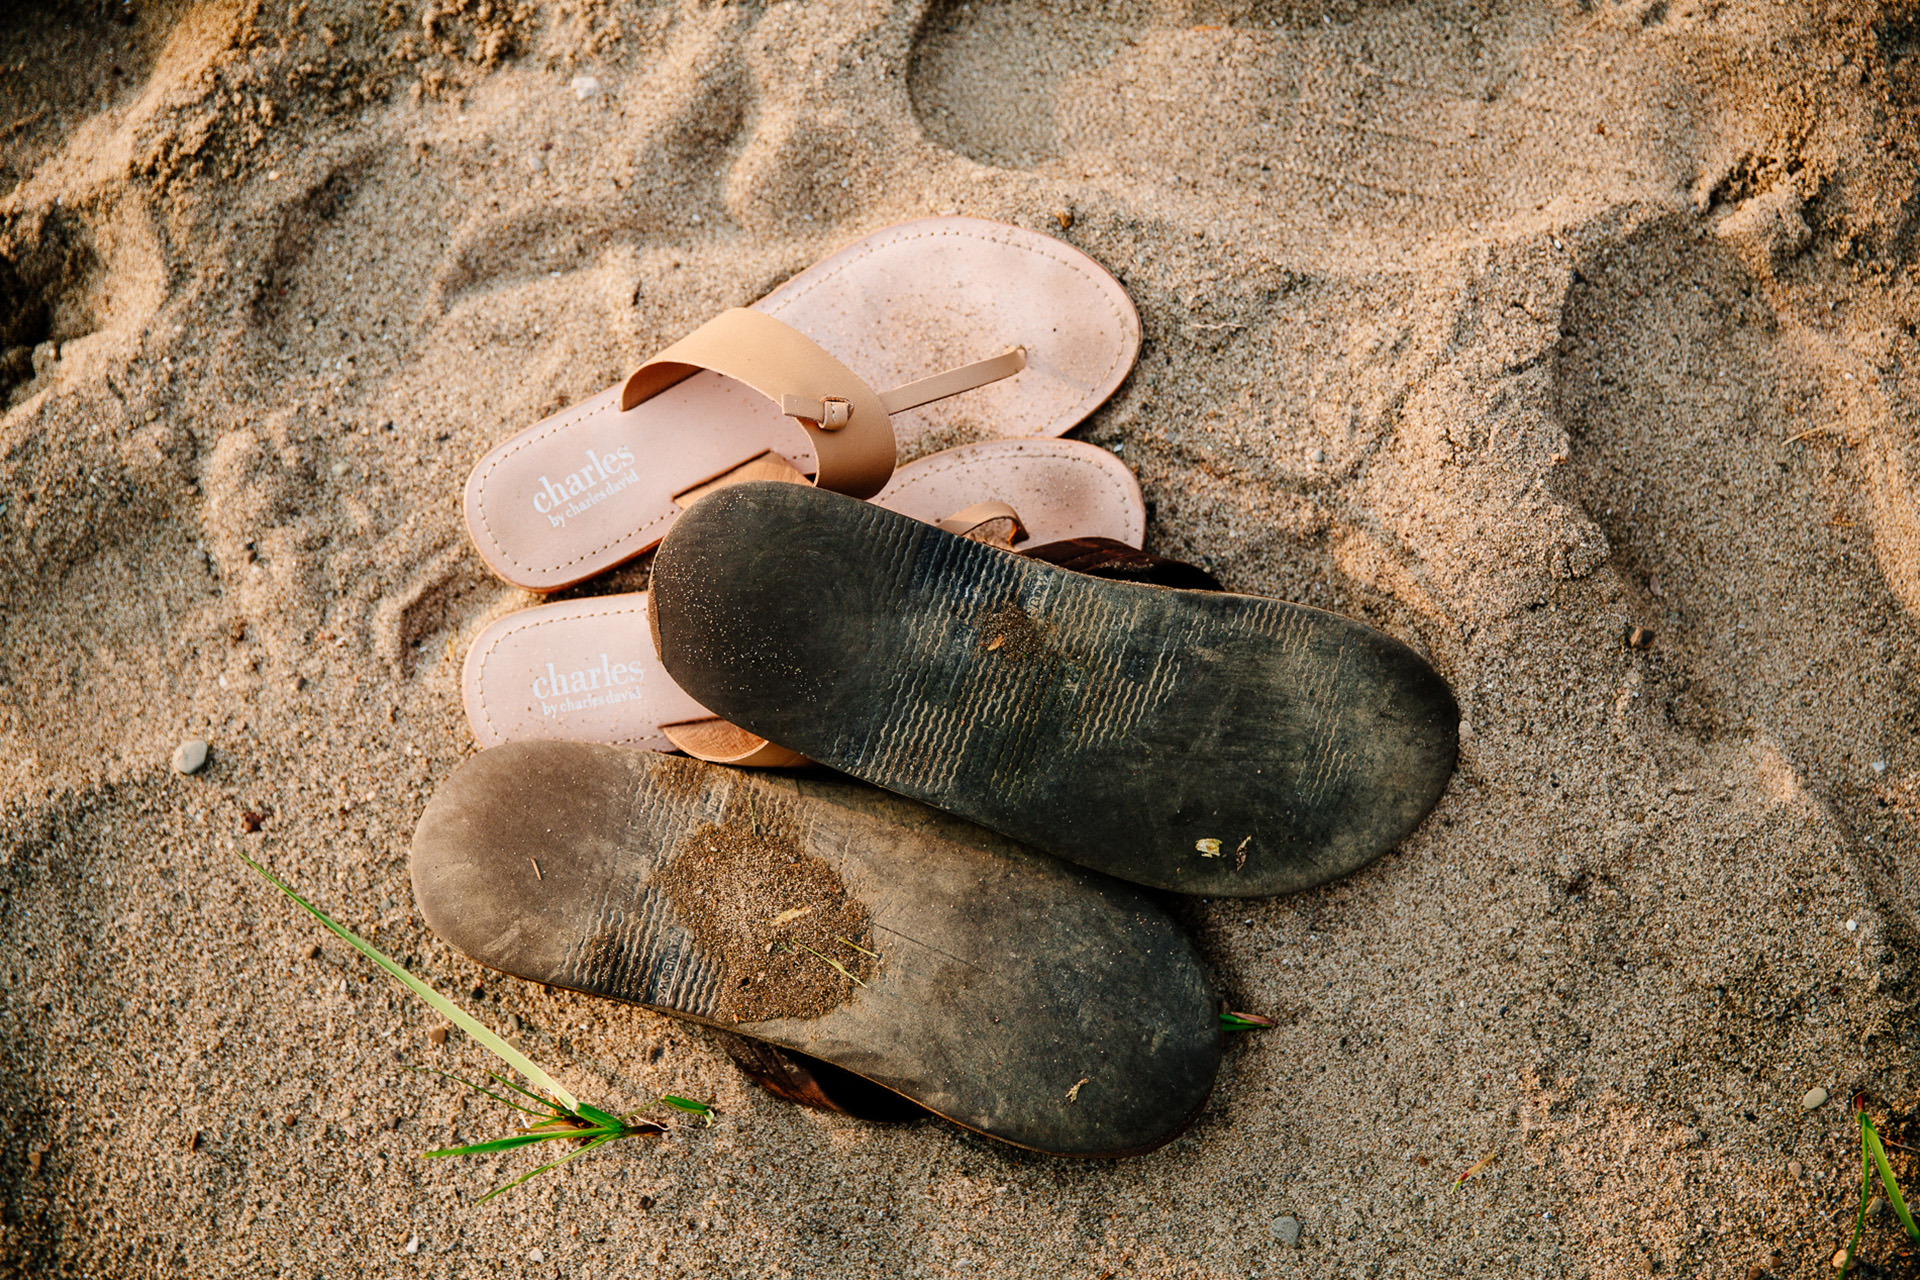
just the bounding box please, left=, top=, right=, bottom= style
left=649, top=483, right=1459, bottom=897
left=410, top=742, right=1222, bottom=1157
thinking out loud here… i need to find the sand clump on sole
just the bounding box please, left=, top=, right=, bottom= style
left=649, top=817, right=877, bottom=1024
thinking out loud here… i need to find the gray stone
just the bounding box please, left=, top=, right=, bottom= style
left=1271, top=1216, right=1302, bottom=1246
left=1802, top=1086, right=1829, bottom=1111
left=171, top=739, right=209, bottom=775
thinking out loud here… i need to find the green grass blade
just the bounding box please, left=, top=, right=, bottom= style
left=573, top=1102, right=625, bottom=1129
left=413, top=1068, right=554, bottom=1120
left=472, top=1132, right=621, bottom=1204
left=1865, top=1115, right=1920, bottom=1242
left=483, top=1071, right=571, bottom=1118
left=1221, top=1011, right=1277, bottom=1031
left=661, top=1095, right=714, bottom=1123
left=1841, top=1135, right=1871, bottom=1280
left=425, top=1132, right=571, bottom=1159
left=237, top=853, right=578, bottom=1113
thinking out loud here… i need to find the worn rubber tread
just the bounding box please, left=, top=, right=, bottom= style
left=411, top=742, right=1221, bottom=1157
left=650, top=483, right=1459, bottom=897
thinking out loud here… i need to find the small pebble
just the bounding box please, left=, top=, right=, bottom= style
left=1803, top=1086, right=1829, bottom=1111
left=171, top=739, right=209, bottom=775
left=302, top=943, right=321, bottom=960
left=570, top=75, right=601, bottom=100
left=1833, top=1247, right=1850, bottom=1269
left=28, top=1150, right=44, bottom=1175
left=1271, top=1216, right=1301, bottom=1246
left=331, top=461, right=349, bottom=477
left=1628, top=626, right=1655, bottom=649
left=1788, top=1159, right=1802, bottom=1179
left=1847, top=919, right=1858, bottom=932
left=529, top=1248, right=545, bottom=1263
left=242, top=811, right=265, bottom=833
left=405, top=1235, right=420, bottom=1255
left=1872, top=760, right=1888, bottom=775
left=1310, top=448, right=1326, bottom=464
left=428, top=1025, right=448, bottom=1046
left=527, top=154, right=546, bottom=172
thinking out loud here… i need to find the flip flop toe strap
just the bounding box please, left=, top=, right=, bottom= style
left=621, top=310, right=1028, bottom=501
left=622, top=308, right=898, bottom=499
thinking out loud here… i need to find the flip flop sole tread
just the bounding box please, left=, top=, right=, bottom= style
left=412, top=743, right=1221, bottom=1156
left=651, top=485, right=1459, bottom=896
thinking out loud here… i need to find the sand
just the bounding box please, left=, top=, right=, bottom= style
left=2, top=0, right=1919, bottom=1275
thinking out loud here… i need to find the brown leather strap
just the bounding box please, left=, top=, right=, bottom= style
left=621, top=316, right=1030, bottom=503
left=936, top=499, right=1027, bottom=544
left=1021, top=536, right=1225, bottom=592
left=621, top=309, right=897, bottom=499
left=660, top=716, right=809, bottom=768
left=672, top=451, right=812, bottom=510
left=878, top=347, right=1026, bottom=416
left=707, top=1029, right=928, bottom=1122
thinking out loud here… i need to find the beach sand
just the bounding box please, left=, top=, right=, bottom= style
left=3, top=0, right=1919, bottom=1275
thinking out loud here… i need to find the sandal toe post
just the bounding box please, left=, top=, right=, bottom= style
left=410, top=741, right=1221, bottom=1157
left=649, top=483, right=1459, bottom=898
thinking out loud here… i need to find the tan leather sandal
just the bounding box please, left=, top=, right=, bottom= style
left=461, top=438, right=1144, bottom=765
left=462, top=218, right=1140, bottom=592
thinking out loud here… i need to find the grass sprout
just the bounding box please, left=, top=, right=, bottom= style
left=1221, top=1010, right=1277, bottom=1031
left=238, top=852, right=702, bottom=1202
left=1839, top=1101, right=1920, bottom=1279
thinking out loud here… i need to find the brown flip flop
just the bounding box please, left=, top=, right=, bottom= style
left=461, top=438, right=1145, bottom=762
left=409, top=742, right=1222, bottom=1156
left=647, top=483, right=1460, bottom=898
left=463, top=218, right=1141, bottom=592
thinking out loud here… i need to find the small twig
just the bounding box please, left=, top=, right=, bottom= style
left=1785, top=423, right=1848, bottom=445
left=1454, top=1150, right=1499, bottom=1186
left=530, top=858, right=542, bottom=881
left=800, top=943, right=867, bottom=988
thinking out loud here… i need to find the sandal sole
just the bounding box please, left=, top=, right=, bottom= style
left=649, top=483, right=1459, bottom=897
left=410, top=742, right=1221, bottom=1157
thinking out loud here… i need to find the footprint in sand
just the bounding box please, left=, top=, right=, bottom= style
left=910, top=0, right=1690, bottom=264
left=1558, top=211, right=1920, bottom=939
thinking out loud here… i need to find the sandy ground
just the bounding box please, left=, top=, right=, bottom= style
left=3, top=0, right=1920, bottom=1275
